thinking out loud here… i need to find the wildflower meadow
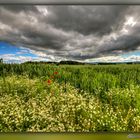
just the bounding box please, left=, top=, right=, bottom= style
left=0, top=63, right=140, bottom=132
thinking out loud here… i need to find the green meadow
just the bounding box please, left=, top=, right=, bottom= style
left=0, top=63, right=140, bottom=132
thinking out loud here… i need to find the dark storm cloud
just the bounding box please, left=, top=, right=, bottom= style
left=1, top=5, right=140, bottom=61
left=46, top=6, right=127, bottom=36
left=1, top=5, right=38, bottom=13
left=81, top=35, right=140, bottom=60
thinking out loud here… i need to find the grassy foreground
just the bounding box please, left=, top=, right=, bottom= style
left=0, top=63, right=140, bottom=132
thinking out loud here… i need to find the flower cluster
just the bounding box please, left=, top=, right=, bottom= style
left=46, top=71, right=59, bottom=85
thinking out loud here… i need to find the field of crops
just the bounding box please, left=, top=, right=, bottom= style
left=0, top=63, right=140, bottom=132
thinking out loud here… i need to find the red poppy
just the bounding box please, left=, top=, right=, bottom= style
left=54, top=71, right=58, bottom=75
left=47, top=79, right=51, bottom=84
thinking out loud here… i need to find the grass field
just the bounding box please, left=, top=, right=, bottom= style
left=0, top=63, right=140, bottom=132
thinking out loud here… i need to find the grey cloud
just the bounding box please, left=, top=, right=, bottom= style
left=1, top=5, right=140, bottom=61
left=46, top=6, right=128, bottom=36
left=96, top=35, right=140, bottom=57
left=1, top=5, right=38, bottom=13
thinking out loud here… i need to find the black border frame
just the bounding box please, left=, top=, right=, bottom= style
left=0, top=0, right=140, bottom=5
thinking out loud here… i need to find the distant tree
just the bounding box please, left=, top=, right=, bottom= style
left=0, top=58, right=3, bottom=63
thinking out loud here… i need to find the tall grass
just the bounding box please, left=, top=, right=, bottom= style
left=0, top=63, right=140, bottom=132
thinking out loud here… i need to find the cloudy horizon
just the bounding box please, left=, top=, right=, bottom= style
left=1, top=5, right=140, bottom=63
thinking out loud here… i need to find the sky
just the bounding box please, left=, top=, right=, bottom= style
left=1, top=5, right=140, bottom=63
